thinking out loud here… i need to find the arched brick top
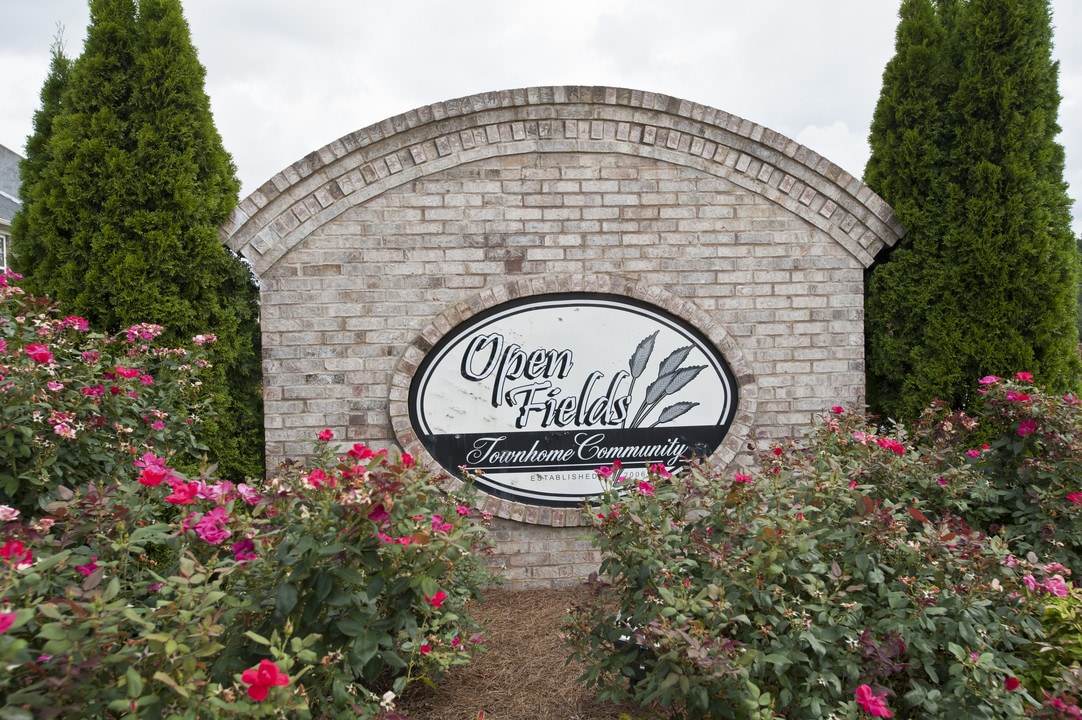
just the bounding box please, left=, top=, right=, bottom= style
left=387, top=274, right=758, bottom=526
left=221, top=86, right=904, bottom=276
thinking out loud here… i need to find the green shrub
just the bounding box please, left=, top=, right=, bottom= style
left=0, top=269, right=212, bottom=513
left=908, top=373, right=1082, bottom=576
left=1020, top=584, right=1082, bottom=716
left=568, top=465, right=1039, bottom=718
left=0, top=273, right=493, bottom=718
left=2, top=440, right=491, bottom=719
left=566, top=383, right=1082, bottom=718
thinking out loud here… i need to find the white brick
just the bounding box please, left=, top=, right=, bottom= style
left=232, top=95, right=897, bottom=588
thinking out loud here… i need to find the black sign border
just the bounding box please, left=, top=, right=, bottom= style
left=408, top=292, right=740, bottom=507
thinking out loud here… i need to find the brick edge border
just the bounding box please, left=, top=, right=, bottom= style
left=221, top=85, right=904, bottom=279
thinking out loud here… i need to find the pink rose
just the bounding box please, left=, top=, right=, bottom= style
left=876, top=437, right=905, bottom=455
left=135, top=452, right=168, bottom=469
left=855, top=684, right=893, bottom=718
left=62, top=316, right=89, bottom=332
left=1045, top=575, right=1070, bottom=598
left=164, top=478, right=199, bottom=505
left=194, top=507, right=232, bottom=546
left=138, top=466, right=172, bottom=487
left=196, top=481, right=235, bottom=504
left=124, top=323, right=163, bottom=342
left=596, top=461, right=622, bottom=480
left=348, top=443, right=383, bottom=460
left=75, top=557, right=99, bottom=577
left=0, top=540, right=33, bottom=567
left=241, top=659, right=289, bottom=701
left=431, top=514, right=453, bottom=533
left=25, top=344, right=53, bottom=364
left=303, top=469, right=335, bottom=489
left=237, top=483, right=262, bottom=506
left=232, top=538, right=259, bottom=564
left=648, top=462, right=672, bottom=479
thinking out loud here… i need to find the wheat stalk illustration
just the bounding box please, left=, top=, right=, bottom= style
left=624, top=335, right=705, bottom=429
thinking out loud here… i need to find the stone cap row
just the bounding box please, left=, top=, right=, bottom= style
left=220, top=86, right=905, bottom=275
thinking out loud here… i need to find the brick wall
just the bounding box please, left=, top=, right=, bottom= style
left=485, top=519, right=601, bottom=589
left=222, top=86, right=903, bottom=589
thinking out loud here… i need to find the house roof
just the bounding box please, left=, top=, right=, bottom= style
left=0, top=190, right=19, bottom=226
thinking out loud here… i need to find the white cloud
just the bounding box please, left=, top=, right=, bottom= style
left=795, top=121, right=869, bottom=181
left=0, top=0, right=1078, bottom=234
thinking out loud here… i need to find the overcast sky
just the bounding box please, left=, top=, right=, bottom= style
left=2, top=1, right=1080, bottom=234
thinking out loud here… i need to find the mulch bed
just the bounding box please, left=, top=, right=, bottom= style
left=396, top=588, right=659, bottom=720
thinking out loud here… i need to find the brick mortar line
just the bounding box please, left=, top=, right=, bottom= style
left=233, top=131, right=884, bottom=274
left=221, top=88, right=903, bottom=271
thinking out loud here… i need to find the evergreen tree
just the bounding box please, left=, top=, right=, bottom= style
left=863, top=0, right=953, bottom=418
left=13, top=0, right=264, bottom=479
left=864, top=0, right=1079, bottom=419
left=10, top=38, right=71, bottom=281
left=941, top=0, right=1079, bottom=391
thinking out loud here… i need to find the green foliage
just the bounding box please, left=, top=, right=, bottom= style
left=9, top=0, right=263, bottom=480
left=10, top=37, right=71, bottom=280
left=0, top=278, right=493, bottom=718
left=1020, top=585, right=1082, bottom=704
left=909, top=374, right=1082, bottom=575
left=864, top=0, right=1080, bottom=420
left=566, top=378, right=1082, bottom=718
left=0, top=270, right=210, bottom=513
left=863, top=0, right=954, bottom=419
left=233, top=443, right=494, bottom=717
left=568, top=474, right=1037, bottom=718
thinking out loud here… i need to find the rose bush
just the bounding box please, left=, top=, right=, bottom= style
left=907, top=374, right=1082, bottom=577
left=0, top=273, right=493, bottom=718
left=567, top=378, right=1082, bottom=719
left=0, top=442, right=493, bottom=720
left=1, top=269, right=211, bottom=514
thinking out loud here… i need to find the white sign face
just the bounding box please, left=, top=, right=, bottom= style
left=409, top=294, right=739, bottom=507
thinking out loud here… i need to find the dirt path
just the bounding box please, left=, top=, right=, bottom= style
left=397, top=588, right=656, bottom=720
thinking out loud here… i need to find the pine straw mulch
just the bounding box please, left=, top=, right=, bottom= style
left=396, top=587, right=663, bottom=720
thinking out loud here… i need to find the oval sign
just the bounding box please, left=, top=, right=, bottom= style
left=409, top=293, right=739, bottom=507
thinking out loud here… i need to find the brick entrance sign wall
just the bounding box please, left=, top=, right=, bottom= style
left=220, top=86, right=903, bottom=589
